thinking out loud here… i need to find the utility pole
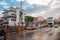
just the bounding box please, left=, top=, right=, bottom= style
left=20, top=0, right=26, bottom=32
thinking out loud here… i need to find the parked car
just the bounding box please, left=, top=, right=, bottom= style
left=54, top=25, right=58, bottom=28
left=0, top=26, right=5, bottom=36
left=0, top=25, right=6, bottom=40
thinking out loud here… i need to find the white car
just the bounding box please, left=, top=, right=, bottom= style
left=54, top=25, right=58, bottom=28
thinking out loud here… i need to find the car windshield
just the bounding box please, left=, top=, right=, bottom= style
left=48, top=23, right=52, bottom=25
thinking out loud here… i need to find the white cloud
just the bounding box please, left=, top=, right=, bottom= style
left=4, top=6, right=10, bottom=9
left=49, top=0, right=60, bottom=10
left=0, top=1, right=8, bottom=5
left=27, top=11, right=46, bottom=17
left=0, top=11, right=4, bottom=17
left=27, top=0, right=60, bottom=18
left=26, top=0, right=52, bottom=5
left=0, top=11, right=4, bottom=13
left=43, top=0, right=60, bottom=18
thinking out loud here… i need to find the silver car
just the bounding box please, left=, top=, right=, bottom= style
left=54, top=25, right=58, bottom=28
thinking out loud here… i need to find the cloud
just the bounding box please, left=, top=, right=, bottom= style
left=36, top=0, right=60, bottom=17
left=26, top=0, right=52, bottom=5
left=26, top=0, right=60, bottom=19
left=46, top=7, right=60, bottom=18
left=0, top=11, right=4, bottom=13
left=0, top=1, right=9, bottom=5
left=43, top=0, right=60, bottom=18
left=26, top=11, right=46, bottom=17
left=3, top=6, right=10, bottom=9
left=26, top=4, right=48, bottom=13
left=0, top=11, right=4, bottom=17
left=49, top=0, right=60, bottom=10
left=0, top=0, right=60, bottom=18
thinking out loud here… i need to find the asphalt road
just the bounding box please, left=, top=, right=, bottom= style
left=46, top=27, right=60, bottom=40
left=0, top=27, right=53, bottom=40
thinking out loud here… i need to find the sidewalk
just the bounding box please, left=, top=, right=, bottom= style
left=6, top=27, right=50, bottom=36
left=24, top=27, right=49, bottom=33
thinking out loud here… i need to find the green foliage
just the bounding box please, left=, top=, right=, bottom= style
left=25, top=16, right=34, bottom=22
left=25, top=16, right=34, bottom=27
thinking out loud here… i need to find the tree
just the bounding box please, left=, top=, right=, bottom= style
left=25, top=16, right=34, bottom=26
left=25, top=16, right=34, bottom=22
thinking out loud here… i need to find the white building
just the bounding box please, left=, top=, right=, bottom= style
left=3, top=7, right=25, bottom=26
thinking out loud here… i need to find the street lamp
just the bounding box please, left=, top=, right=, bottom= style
left=20, top=0, right=26, bottom=24
left=15, top=0, right=26, bottom=33
left=17, top=0, right=26, bottom=9
left=16, top=0, right=26, bottom=25
left=20, top=0, right=26, bottom=32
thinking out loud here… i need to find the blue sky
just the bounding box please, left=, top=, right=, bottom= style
left=0, top=0, right=60, bottom=18
left=0, top=0, right=30, bottom=12
left=0, top=0, right=44, bottom=13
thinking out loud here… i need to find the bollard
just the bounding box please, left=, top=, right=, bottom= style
left=16, top=25, right=19, bottom=33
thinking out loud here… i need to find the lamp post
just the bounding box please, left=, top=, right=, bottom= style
left=15, top=0, right=26, bottom=33
left=20, top=0, right=26, bottom=32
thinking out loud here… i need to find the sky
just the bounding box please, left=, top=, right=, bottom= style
left=0, top=0, right=60, bottom=18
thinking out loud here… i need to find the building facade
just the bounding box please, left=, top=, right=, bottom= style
left=3, top=7, right=25, bottom=26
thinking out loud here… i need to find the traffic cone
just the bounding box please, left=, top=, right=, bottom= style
left=16, top=25, right=19, bottom=33
left=30, top=25, right=33, bottom=30
left=22, top=25, right=24, bottom=32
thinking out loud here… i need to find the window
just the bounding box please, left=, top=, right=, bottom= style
left=11, top=18, right=16, bottom=21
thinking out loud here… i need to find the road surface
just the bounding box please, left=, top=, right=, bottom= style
left=46, top=27, right=60, bottom=40
left=0, top=27, right=57, bottom=40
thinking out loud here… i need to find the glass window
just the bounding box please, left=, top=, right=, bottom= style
left=11, top=18, right=16, bottom=21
